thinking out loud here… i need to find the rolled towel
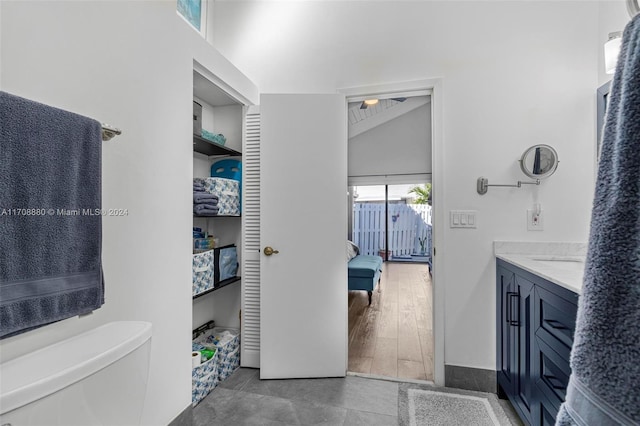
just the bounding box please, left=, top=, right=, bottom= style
left=194, top=204, right=219, bottom=216
left=193, top=193, right=219, bottom=204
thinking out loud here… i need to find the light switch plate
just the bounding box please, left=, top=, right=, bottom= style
left=450, top=210, right=477, bottom=228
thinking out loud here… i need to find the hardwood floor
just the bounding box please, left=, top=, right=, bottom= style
left=348, top=262, right=433, bottom=381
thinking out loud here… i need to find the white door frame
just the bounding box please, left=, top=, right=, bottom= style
left=339, top=79, right=445, bottom=386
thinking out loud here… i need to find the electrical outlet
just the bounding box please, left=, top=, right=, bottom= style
left=527, top=209, right=544, bottom=231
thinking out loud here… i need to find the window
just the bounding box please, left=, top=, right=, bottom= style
left=177, top=0, right=207, bottom=36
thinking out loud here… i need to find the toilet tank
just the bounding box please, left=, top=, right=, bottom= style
left=0, top=321, right=152, bottom=426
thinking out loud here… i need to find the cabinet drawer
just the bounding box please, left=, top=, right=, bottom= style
left=534, top=332, right=571, bottom=409
left=534, top=285, right=578, bottom=349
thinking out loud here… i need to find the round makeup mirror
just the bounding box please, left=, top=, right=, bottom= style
left=520, top=145, right=559, bottom=179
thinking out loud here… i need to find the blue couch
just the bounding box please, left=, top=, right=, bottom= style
left=348, top=255, right=383, bottom=305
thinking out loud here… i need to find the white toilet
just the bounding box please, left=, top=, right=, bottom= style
left=0, top=321, right=152, bottom=426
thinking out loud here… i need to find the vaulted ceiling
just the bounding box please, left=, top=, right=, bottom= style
left=347, top=96, right=431, bottom=139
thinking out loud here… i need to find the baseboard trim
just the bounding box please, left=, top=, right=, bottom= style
left=168, top=404, right=192, bottom=426
left=444, top=364, right=497, bottom=394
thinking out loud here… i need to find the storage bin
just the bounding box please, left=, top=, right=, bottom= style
left=194, top=237, right=216, bottom=251
left=193, top=177, right=240, bottom=216
left=211, top=159, right=242, bottom=213
left=193, top=101, right=202, bottom=136
left=211, top=159, right=242, bottom=183
left=214, top=245, right=239, bottom=285
left=218, top=347, right=240, bottom=382
left=201, top=130, right=226, bottom=146
left=191, top=343, right=218, bottom=406
left=192, top=250, right=214, bottom=296
left=196, top=327, right=240, bottom=383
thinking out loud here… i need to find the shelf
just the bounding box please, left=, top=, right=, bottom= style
left=193, top=276, right=241, bottom=300
left=193, top=134, right=242, bottom=157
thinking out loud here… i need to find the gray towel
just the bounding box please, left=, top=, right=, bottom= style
left=0, top=91, right=104, bottom=339
left=193, top=192, right=218, bottom=204
left=556, top=14, right=640, bottom=426
left=194, top=204, right=219, bottom=216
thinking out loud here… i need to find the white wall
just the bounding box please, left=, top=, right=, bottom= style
left=213, top=1, right=599, bottom=371
left=211, top=105, right=243, bottom=151
left=0, top=1, right=256, bottom=424
left=598, top=0, right=632, bottom=85
left=349, top=103, right=431, bottom=180
left=193, top=98, right=243, bottom=151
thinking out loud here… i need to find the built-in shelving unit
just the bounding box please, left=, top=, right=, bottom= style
left=193, top=276, right=242, bottom=300
left=192, top=68, right=244, bottom=357
left=193, top=134, right=242, bottom=157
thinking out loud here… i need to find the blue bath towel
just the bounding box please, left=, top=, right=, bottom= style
left=0, top=91, right=104, bottom=339
left=556, top=14, right=640, bottom=426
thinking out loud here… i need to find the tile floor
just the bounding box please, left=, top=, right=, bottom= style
left=192, top=368, right=522, bottom=425
left=193, top=368, right=399, bottom=425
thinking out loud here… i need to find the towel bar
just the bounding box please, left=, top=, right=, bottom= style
left=101, top=124, right=122, bottom=141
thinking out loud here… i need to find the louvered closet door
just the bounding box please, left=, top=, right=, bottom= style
left=241, top=105, right=261, bottom=368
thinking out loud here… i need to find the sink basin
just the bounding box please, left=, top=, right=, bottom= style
left=530, top=256, right=585, bottom=272
left=531, top=256, right=585, bottom=263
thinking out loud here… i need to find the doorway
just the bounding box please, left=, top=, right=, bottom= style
left=345, top=88, right=435, bottom=381
left=348, top=183, right=433, bottom=380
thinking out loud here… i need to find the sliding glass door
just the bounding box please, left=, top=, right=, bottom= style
left=350, top=183, right=431, bottom=264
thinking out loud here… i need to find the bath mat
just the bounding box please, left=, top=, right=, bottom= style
left=398, top=383, right=517, bottom=426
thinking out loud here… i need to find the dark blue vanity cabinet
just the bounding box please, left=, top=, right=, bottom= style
left=496, top=259, right=579, bottom=425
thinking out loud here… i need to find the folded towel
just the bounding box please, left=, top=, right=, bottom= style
left=194, top=193, right=219, bottom=204
left=0, top=91, right=104, bottom=339
left=195, top=203, right=218, bottom=210
left=557, top=14, right=640, bottom=425
left=194, top=204, right=219, bottom=216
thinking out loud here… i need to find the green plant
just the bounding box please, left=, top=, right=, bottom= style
left=418, top=236, right=427, bottom=252
left=409, top=184, right=432, bottom=205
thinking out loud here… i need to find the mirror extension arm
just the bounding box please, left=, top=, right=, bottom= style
left=477, top=177, right=540, bottom=195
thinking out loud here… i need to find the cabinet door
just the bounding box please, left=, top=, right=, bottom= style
left=513, top=275, right=535, bottom=424
left=241, top=106, right=261, bottom=368
left=497, top=265, right=516, bottom=396
left=531, top=284, right=578, bottom=425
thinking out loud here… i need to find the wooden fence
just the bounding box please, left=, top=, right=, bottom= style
left=352, top=203, right=432, bottom=258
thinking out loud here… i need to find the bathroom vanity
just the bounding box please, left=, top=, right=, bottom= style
left=495, top=243, right=584, bottom=426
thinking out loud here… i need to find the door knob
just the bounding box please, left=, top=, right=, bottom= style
left=263, top=246, right=280, bottom=256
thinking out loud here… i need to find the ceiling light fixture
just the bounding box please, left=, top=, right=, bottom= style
left=360, top=99, right=380, bottom=110
left=605, top=31, right=622, bottom=75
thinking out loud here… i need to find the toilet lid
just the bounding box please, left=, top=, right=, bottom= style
left=0, top=321, right=152, bottom=415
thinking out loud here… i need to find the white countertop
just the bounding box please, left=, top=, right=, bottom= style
left=494, top=242, right=587, bottom=295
